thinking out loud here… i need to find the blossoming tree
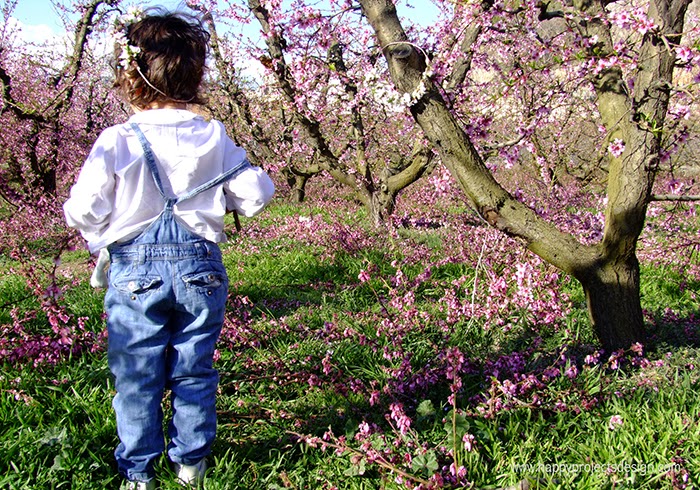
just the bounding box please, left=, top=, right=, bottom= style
left=162, top=0, right=698, bottom=350
left=0, top=0, right=124, bottom=257
left=0, top=0, right=123, bottom=363
left=200, top=0, right=438, bottom=223
left=3, top=0, right=697, bottom=356
left=356, top=0, right=697, bottom=350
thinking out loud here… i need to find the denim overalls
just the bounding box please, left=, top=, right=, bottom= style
left=105, top=123, right=247, bottom=482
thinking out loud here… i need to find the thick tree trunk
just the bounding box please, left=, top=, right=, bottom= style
left=577, top=256, right=646, bottom=350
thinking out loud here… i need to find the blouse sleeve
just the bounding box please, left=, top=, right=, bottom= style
left=63, top=130, right=117, bottom=243
left=221, top=136, right=275, bottom=217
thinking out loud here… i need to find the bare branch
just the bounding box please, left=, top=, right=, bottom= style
left=651, top=194, right=700, bottom=202
left=386, top=143, right=436, bottom=194
left=247, top=0, right=361, bottom=195
left=443, top=0, right=493, bottom=91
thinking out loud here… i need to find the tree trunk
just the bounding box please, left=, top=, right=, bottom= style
left=285, top=170, right=310, bottom=203
left=370, top=186, right=397, bottom=227
left=371, top=142, right=436, bottom=226
left=577, top=255, right=646, bottom=350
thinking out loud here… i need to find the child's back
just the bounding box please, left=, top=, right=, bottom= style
left=65, top=109, right=273, bottom=252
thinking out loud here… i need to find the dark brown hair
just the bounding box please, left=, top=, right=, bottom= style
left=114, top=8, right=210, bottom=108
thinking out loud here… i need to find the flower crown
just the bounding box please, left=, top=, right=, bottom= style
left=113, top=6, right=145, bottom=69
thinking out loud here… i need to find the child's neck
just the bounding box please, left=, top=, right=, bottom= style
left=132, top=101, right=188, bottom=112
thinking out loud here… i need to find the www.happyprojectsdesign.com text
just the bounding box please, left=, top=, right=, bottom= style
left=512, top=462, right=681, bottom=475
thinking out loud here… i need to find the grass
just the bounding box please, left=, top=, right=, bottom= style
left=1, top=201, right=699, bottom=489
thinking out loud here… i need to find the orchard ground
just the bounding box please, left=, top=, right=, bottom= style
left=1, top=174, right=699, bottom=489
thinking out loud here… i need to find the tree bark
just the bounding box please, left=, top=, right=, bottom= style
left=576, top=250, right=646, bottom=350
left=282, top=164, right=319, bottom=203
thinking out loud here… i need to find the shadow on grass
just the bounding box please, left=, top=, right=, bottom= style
left=646, top=309, right=700, bottom=350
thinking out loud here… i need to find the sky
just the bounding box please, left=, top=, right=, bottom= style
left=10, top=0, right=187, bottom=43
left=10, top=0, right=440, bottom=44
left=8, top=0, right=440, bottom=80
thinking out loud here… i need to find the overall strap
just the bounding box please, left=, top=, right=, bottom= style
left=175, top=158, right=252, bottom=204
left=130, top=123, right=174, bottom=206
left=130, top=122, right=252, bottom=207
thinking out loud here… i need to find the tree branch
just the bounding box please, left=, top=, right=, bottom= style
left=328, top=41, right=374, bottom=188
left=0, top=47, right=48, bottom=123
left=358, top=0, right=596, bottom=275
left=48, top=0, right=115, bottom=116
left=247, top=0, right=365, bottom=200
left=443, top=0, right=493, bottom=91
left=651, top=194, right=700, bottom=202
left=193, top=3, right=277, bottom=167
left=386, top=141, right=436, bottom=194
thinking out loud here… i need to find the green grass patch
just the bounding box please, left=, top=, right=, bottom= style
left=1, top=201, right=699, bottom=489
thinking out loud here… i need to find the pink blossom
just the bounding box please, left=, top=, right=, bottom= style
left=500, top=379, right=517, bottom=396
left=462, top=433, right=476, bottom=452
left=322, top=351, right=333, bottom=375
left=388, top=402, right=411, bottom=435
left=564, top=365, right=579, bottom=379
left=635, top=17, right=657, bottom=35
left=595, top=56, right=619, bottom=74
left=608, top=138, right=626, bottom=157
left=669, top=105, right=691, bottom=120
left=675, top=46, right=695, bottom=64
left=450, top=463, right=467, bottom=478
left=584, top=351, right=601, bottom=365
left=611, top=11, right=631, bottom=29
left=608, top=415, right=624, bottom=430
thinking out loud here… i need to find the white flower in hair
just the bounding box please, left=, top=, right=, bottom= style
left=114, top=32, right=141, bottom=68
left=116, top=5, right=145, bottom=28
left=112, top=5, right=145, bottom=69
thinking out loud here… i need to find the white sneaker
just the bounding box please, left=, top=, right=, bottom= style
left=121, top=480, right=156, bottom=490
left=174, top=458, right=207, bottom=486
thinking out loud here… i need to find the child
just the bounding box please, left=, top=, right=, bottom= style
left=63, top=8, right=274, bottom=489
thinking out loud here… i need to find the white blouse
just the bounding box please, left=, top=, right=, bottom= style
left=64, top=109, right=275, bottom=253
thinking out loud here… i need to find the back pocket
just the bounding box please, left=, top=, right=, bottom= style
left=182, top=271, right=226, bottom=296
left=113, top=276, right=163, bottom=298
